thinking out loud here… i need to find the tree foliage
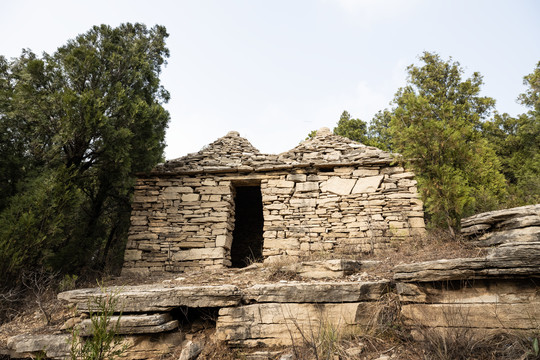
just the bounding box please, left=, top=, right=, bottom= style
left=389, top=52, right=506, bottom=230
left=482, top=63, right=540, bottom=206
left=332, top=110, right=392, bottom=150
left=367, top=109, right=393, bottom=151
left=0, top=23, right=170, bottom=286
left=324, top=53, right=538, bottom=231
left=333, top=111, right=369, bottom=143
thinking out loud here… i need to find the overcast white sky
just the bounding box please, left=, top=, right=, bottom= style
left=2, top=0, right=539, bottom=159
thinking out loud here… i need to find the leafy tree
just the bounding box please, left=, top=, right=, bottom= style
left=482, top=63, right=540, bottom=205
left=0, top=168, right=81, bottom=283
left=333, top=110, right=369, bottom=143
left=0, top=23, right=170, bottom=285
left=367, top=109, right=393, bottom=151
left=329, top=110, right=392, bottom=150
left=390, top=52, right=506, bottom=231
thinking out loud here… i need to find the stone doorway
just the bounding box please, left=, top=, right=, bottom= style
left=230, top=185, right=264, bottom=268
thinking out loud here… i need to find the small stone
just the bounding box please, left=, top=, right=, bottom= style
left=345, top=345, right=365, bottom=357
left=178, top=340, right=202, bottom=360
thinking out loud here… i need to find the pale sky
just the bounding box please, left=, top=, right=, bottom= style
left=1, top=0, right=539, bottom=159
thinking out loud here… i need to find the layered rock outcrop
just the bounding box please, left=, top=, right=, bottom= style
left=461, top=203, right=540, bottom=246
left=395, top=240, right=540, bottom=338
left=37, top=278, right=389, bottom=359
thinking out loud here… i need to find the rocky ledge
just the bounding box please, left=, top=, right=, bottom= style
left=393, top=241, right=540, bottom=282
left=461, top=203, right=540, bottom=246
left=394, top=240, right=540, bottom=339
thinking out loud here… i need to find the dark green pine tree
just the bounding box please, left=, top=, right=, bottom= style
left=0, top=23, right=170, bottom=285
left=482, top=62, right=540, bottom=206
left=333, top=110, right=369, bottom=144
left=389, top=52, right=506, bottom=231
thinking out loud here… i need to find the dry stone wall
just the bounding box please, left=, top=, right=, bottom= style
left=122, top=129, right=425, bottom=276
left=260, top=166, right=424, bottom=260
left=124, top=176, right=236, bottom=275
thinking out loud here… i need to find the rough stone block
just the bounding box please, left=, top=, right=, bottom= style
left=352, top=169, right=380, bottom=177
left=286, top=174, right=307, bottom=182
left=267, top=179, right=295, bottom=188
left=295, top=182, right=319, bottom=192
left=351, top=175, right=383, bottom=194
left=124, top=250, right=143, bottom=261
left=172, top=247, right=226, bottom=261
left=321, top=177, right=356, bottom=195
left=408, top=217, right=425, bottom=228
left=181, top=193, right=200, bottom=202
left=198, top=186, right=230, bottom=195
left=289, top=198, right=317, bottom=208
left=215, top=235, right=232, bottom=249
left=164, top=186, right=193, bottom=194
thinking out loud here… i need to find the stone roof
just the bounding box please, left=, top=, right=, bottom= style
left=152, top=128, right=397, bottom=175
left=278, top=127, right=395, bottom=166
left=154, top=131, right=282, bottom=174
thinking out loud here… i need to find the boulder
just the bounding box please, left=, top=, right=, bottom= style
left=178, top=340, right=203, bottom=360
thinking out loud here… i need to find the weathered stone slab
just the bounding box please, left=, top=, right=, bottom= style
left=6, top=334, right=70, bottom=359
left=401, top=302, right=540, bottom=330
left=351, top=175, right=383, bottom=194
left=461, top=204, right=540, bottom=236
left=294, top=259, right=364, bottom=279
left=58, top=284, right=241, bottom=312
left=216, top=302, right=377, bottom=347
left=77, top=313, right=179, bottom=336
left=396, top=279, right=539, bottom=304
left=244, top=281, right=392, bottom=303
left=475, top=226, right=540, bottom=246
left=394, top=242, right=540, bottom=282
left=320, top=177, right=356, bottom=195
left=498, top=214, right=540, bottom=229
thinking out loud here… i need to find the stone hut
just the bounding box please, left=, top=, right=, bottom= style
left=122, top=128, right=425, bottom=276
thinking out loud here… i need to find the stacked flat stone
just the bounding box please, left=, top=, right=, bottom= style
left=394, top=241, right=540, bottom=338
left=122, top=128, right=426, bottom=276
left=154, top=131, right=283, bottom=174
left=278, top=127, right=394, bottom=165
left=461, top=204, right=540, bottom=247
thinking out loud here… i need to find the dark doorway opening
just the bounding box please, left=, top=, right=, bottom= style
left=231, top=185, right=264, bottom=268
